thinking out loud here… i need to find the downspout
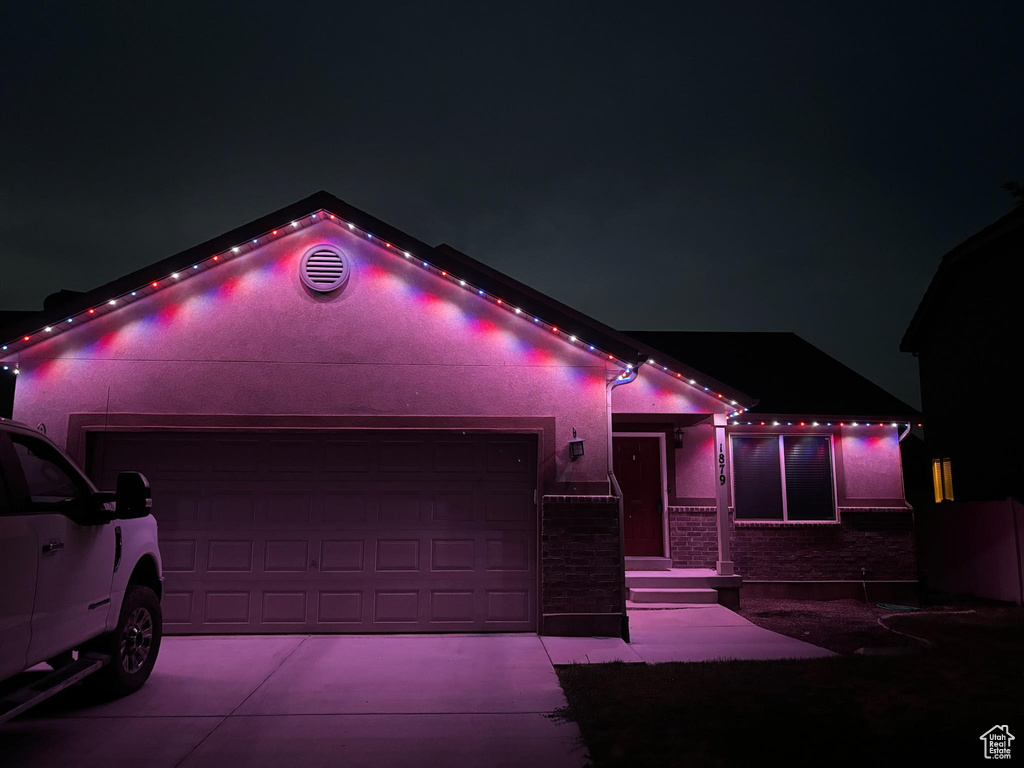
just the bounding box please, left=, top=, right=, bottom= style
left=898, top=422, right=912, bottom=443
left=607, top=365, right=640, bottom=642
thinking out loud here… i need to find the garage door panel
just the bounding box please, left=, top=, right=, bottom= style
left=431, top=490, right=475, bottom=522
left=207, top=540, right=254, bottom=572
left=430, top=590, right=475, bottom=623
left=261, top=591, right=307, bottom=624
left=486, top=536, right=531, bottom=571
left=323, top=439, right=373, bottom=473
left=374, top=539, right=421, bottom=571
left=204, top=591, right=252, bottom=624
left=263, top=540, right=309, bottom=572
left=210, top=492, right=256, bottom=525
left=487, top=440, right=534, bottom=474
left=267, top=437, right=320, bottom=473
left=320, top=539, right=364, bottom=571
left=322, top=491, right=368, bottom=523
left=212, top=438, right=261, bottom=473
left=377, top=492, right=424, bottom=523
left=88, top=431, right=537, bottom=633
left=162, top=591, right=194, bottom=625
left=486, top=590, right=530, bottom=623
left=318, top=591, right=363, bottom=623
left=262, top=492, right=312, bottom=523
left=158, top=491, right=201, bottom=525
left=433, top=440, right=480, bottom=473
left=486, top=490, right=533, bottom=522
left=161, top=539, right=198, bottom=572
left=379, top=439, right=427, bottom=473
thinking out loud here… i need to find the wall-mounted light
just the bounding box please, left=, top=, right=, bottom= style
left=569, top=427, right=585, bottom=460
left=674, top=428, right=685, bottom=449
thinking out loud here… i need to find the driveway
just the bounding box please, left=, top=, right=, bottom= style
left=0, top=635, right=586, bottom=768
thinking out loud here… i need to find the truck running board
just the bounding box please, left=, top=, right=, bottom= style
left=0, top=653, right=110, bottom=726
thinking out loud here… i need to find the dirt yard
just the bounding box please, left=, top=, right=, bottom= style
left=736, top=597, right=921, bottom=654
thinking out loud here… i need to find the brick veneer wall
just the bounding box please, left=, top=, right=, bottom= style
left=668, top=508, right=718, bottom=569
left=541, top=496, right=623, bottom=615
left=669, top=507, right=916, bottom=581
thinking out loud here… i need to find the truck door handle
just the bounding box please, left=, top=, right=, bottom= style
left=42, top=540, right=64, bottom=554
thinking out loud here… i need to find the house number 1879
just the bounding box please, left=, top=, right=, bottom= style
left=719, top=442, right=726, bottom=486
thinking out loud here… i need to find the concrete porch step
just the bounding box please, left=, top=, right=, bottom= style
left=624, top=556, right=672, bottom=571
left=628, top=587, right=718, bottom=604
left=625, top=569, right=744, bottom=590
left=626, top=600, right=721, bottom=610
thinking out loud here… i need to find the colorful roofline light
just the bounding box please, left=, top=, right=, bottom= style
left=729, top=420, right=914, bottom=428
left=0, top=208, right=748, bottom=410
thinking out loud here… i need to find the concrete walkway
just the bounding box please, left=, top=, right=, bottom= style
left=0, top=635, right=586, bottom=768
left=542, top=604, right=835, bottom=664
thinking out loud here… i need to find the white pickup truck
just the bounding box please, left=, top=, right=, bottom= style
left=0, top=417, right=163, bottom=718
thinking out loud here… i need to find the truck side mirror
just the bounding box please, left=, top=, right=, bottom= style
left=115, top=471, right=152, bottom=519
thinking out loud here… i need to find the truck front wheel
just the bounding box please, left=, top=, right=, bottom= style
left=90, top=585, right=162, bottom=697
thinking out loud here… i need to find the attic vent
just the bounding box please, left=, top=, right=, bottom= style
left=300, top=246, right=350, bottom=292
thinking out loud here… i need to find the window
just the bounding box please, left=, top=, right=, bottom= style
left=932, top=458, right=954, bottom=502
left=9, top=434, right=87, bottom=510
left=732, top=435, right=836, bottom=521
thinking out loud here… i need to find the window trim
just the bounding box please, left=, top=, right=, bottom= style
left=729, top=433, right=838, bottom=523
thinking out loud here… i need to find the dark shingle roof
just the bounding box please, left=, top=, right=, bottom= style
left=625, top=330, right=919, bottom=420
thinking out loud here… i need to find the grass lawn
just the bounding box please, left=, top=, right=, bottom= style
left=555, top=606, right=1024, bottom=767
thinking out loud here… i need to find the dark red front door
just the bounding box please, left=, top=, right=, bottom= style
left=614, top=436, right=664, bottom=556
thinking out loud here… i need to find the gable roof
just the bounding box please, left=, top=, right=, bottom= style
left=0, top=191, right=755, bottom=412
left=625, top=330, right=920, bottom=420
left=0, top=191, right=633, bottom=363
left=901, top=205, right=1024, bottom=353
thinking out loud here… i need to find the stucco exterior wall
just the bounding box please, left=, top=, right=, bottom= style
left=838, top=430, right=905, bottom=503
left=611, top=366, right=728, bottom=415
left=674, top=422, right=716, bottom=504
left=10, top=220, right=613, bottom=491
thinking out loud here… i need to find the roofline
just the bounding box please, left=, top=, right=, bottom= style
left=0, top=192, right=778, bottom=413
left=0, top=191, right=646, bottom=366
left=1, top=191, right=341, bottom=351
left=901, top=205, right=1024, bottom=352
left=728, top=413, right=921, bottom=424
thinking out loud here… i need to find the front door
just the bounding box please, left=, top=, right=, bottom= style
left=613, top=436, right=663, bottom=556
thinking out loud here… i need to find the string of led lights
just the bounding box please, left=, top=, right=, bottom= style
left=0, top=208, right=752, bottom=415
left=729, top=420, right=920, bottom=429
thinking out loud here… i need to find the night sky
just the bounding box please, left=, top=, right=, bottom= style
left=3, top=2, right=1022, bottom=409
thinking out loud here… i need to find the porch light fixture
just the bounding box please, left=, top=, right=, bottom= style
left=674, top=428, right=684, bottom=448
left=569, top=428, right=585, bottom=460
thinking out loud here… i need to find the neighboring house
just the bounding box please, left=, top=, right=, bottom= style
left=0, top=191, right=919, bottom=638
left=901, top=205, right=1024, bottom=604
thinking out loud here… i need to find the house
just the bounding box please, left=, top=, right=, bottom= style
left=901, top=205, right=1024, bottom=604
left=0, top=191, right=919, bottom=638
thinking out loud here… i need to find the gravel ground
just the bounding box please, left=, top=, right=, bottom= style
left=736, top=597, right=919, bottom=655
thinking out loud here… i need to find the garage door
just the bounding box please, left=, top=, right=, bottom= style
left=86, top=431, right=537, bottom=634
